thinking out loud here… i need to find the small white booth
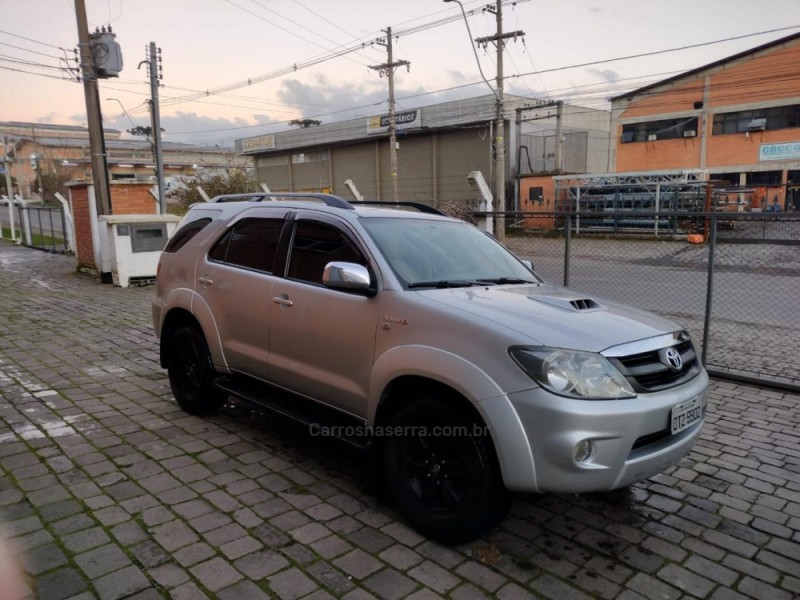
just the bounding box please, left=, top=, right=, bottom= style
left=98, top=214, right=181, bottom=287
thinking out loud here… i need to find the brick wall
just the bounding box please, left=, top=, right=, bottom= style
left=70, top=184, right=96, bottom=271
left=110, top=183, right=158, bottom=215
left=69, top=181, right=160, bottom=273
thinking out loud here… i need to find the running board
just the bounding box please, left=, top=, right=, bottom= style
left=215, top=374, right=370, bottom=449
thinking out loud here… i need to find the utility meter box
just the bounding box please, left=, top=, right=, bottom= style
left=98, top=214, right=180, bottom=287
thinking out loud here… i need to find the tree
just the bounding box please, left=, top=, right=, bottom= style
left=168, top=168, right=256, bottom=209
left=289, top=118, right=322, bottom=128
left=35, top=163, right=80, bottom=202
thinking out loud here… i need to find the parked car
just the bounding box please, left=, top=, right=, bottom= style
left=152, top=193, right=708, bottom=544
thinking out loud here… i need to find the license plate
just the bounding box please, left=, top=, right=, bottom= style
left=670, top=396, right=704, bottom=434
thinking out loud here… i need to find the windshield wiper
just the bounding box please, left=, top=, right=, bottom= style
left=408, top=280, right=481, bottom=289
left=476, top=277, right=537, bottom=285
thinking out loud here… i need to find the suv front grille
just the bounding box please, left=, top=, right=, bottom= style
left=611, top=339, right=699, bottom=392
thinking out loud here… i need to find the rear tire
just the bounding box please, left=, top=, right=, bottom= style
left=167, top=326, right=226, bottom=414
left=383, top=396, right=512, bottom=545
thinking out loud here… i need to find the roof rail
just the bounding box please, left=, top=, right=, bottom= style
left=212, top=192, right=354, bottom=210
left=348, top=201, right=445, bottom=216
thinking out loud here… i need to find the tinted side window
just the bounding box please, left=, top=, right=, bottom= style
left=208, top=218, right=284, bottom=273
left=287, top=221, right=365, bottom=285
left=163, top=218, right=212, bottom=253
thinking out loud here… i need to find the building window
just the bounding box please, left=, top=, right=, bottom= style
left=291, top=150, right=329, bottom=164
left=256, top=155, right=289, bottom=168
left=712, top=104, right=800, bottom=135
left=621, top=117, right=699, bottom=143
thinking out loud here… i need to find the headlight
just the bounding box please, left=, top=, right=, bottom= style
left=510, top=346, right=636, bottom=399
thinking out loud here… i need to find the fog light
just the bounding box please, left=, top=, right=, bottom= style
left=573, top=439, right=594, bottom=464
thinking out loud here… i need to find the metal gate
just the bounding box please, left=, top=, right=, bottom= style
left=19, top=205, right=69, bottom=253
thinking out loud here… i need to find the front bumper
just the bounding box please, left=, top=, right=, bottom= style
left=495, top=368, right=708, bottom=494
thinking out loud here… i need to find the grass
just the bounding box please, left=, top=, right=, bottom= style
left=1, top=226, right=67, bottom=250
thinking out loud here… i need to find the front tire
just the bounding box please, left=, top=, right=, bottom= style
left=167, top=326, right=226, bottom=414
left=383, top=397, right=511, bottom=545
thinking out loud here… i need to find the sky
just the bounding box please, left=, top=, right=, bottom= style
left=1, top=0, right=799, bottom=147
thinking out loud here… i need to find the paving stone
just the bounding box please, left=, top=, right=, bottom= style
left=737, top=576, right=793, bottom=600
left=152, top=519, right=200, bottom=552
left=334, top=548, right=385, bottom=580
left=173, top=542, right=216, bottom=568
left=22, top=543, right=69, bottom=575
left=363, top=568, right=418, bottom=599
left=74, top=543, right=131, bottom=578
left=234, top=550, right=290, bottom=580
left=379, top=544, right=424, bottom=571
left=656, top=563, right=715, bottom=598
left=627, top=572, right=681, bottom=600
left=217, top=580, right=272, bottom=600
left=92, top=565, right=150, bottom=600
left=34, top=567, right=87, bottom=600
left=267, top=567, right=319, bottom=599
left=306, top=561, right=357, bottom=596
left=62, top=526, right=111, bottom=553
left=190, top=556, right=244, bottom=593
left=408, top=560, right=461, bottom=593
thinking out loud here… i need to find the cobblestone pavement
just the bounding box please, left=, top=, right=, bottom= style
left=1, top=242, right=799, bottom=600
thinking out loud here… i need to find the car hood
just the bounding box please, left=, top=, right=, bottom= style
left=420, top=283, right=681, bottom=353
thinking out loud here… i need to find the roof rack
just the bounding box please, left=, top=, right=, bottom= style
left=212, top=192, right=354, bottom=210
left=348, top=201, right=445, bottom=215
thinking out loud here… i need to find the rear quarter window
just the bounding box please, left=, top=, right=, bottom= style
left=163, top=217, right=213, bottom=253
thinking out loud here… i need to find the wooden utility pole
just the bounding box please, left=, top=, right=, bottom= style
left=74, top=0, right=111, bottom=215
left=370, top=27, right=410, bottom=201
left=475, top=1, right=524, bottom=242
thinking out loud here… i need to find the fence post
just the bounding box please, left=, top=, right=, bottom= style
left=564, top=213, right=571, bottom=287
left=701, top=212, right=717, bottom=366
left=54, top=192, right=76, bottom=253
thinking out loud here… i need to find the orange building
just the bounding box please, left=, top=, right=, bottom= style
left=610, top=32, right=800, bottom=211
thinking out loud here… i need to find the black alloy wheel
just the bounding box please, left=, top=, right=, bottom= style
left=384, top=397, right=511, bottom=545
left=167, top=326, right=226, bottom=414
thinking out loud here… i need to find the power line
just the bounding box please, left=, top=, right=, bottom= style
left=0, top=29, right=67, bottom=50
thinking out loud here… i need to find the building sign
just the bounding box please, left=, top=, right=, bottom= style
left=366, top=110, right=420, bottom=134
left=759, top=141, right=800, bottom=161
left=241, top=134, right=276, bottom=153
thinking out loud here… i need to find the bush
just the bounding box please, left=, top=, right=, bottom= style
left=168, top=169, right=256, bottom=209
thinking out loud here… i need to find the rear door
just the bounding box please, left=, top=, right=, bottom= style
left=195, top=208, right=289, bottom=379
left=268, top=214, right=381, bottom=418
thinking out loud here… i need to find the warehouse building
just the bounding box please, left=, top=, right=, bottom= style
left=519, top=32, right=800, bottom=215
left=235, top=94, right=610, bottom=209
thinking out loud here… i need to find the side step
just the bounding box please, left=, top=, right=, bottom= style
left=215, top=374, right=370, bottom=449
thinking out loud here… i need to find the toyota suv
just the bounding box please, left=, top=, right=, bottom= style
left=152, top=193, right=708, bottom=544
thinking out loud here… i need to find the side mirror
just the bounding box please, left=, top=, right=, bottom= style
left=521, top=259, right=535, bottom=271
left=323, top=262, right=372, bottom=291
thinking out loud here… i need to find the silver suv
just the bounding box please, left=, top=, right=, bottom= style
left=152, top=194, right=708, bottom=544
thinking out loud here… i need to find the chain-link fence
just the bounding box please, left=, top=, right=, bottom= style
left=496, top=210, right=800, bottom=391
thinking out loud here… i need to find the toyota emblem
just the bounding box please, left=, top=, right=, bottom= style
left=661, top=347, right=683, bottom=371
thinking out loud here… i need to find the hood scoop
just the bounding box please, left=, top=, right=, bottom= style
left=529, top=292, right=605, bottom=313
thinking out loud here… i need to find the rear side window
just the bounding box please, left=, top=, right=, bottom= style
left=163, top=218, right=212, bottom=253
left=209, top=218, right=284, bottom=273
left=286, top=221, right=366, bottom=285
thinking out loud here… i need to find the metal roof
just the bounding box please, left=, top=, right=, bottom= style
left=236, top=94, right=563, bottom=155
left=611, top=32, right=800, bottom=102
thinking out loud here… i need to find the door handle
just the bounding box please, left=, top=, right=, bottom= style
left=272, top=295, right=293, bottom=307
left=198, top=276, right=213, bottom=285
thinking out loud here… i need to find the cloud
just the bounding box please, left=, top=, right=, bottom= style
left=588, top=68, right=620, bottom=83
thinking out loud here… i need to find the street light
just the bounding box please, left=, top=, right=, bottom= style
left=442, top=0, right=497, bottom=99
left=106, top=98, right=137, bottom=131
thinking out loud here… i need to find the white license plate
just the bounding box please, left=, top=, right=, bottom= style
left=670, top=396, right=704, bottom=434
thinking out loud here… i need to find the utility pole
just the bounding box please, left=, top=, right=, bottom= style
left=370, top=27, right=409, bottom=201
left=475, top=1, right=524, bottom=242
left=74, top=0, right=111, bottom=215
left=146, top=42, right=166, bottom=214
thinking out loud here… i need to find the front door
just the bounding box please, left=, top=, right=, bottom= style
left=268, top=217, right=380, bottom=418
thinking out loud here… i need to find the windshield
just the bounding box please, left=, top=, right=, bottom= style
left=361, top=217, right=541, bottom=288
